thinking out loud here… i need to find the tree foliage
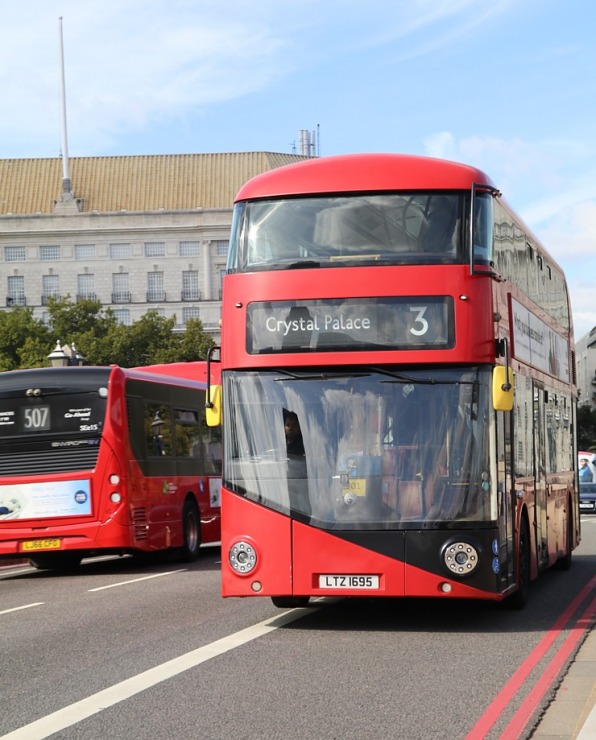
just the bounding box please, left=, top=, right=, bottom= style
left=577, top=404, right=596, bottom=452
left=0, top=298, right=215, bottom=370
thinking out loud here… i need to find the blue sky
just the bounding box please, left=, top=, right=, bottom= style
left=1, top=0, right=595, bottom=339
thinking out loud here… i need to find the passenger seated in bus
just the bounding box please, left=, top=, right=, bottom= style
left=283, top=409, right=310, bottom=518
left=284, top=410, right=305, bottom=457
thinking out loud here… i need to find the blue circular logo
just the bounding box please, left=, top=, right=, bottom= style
left=74, top=490, right=88, bottom=505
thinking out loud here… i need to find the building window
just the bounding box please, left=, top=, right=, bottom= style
left=181, top=270, right=200, bottom=301
left=40, top=245, right=61, bottom=261
left=113, top=309, right=131, bottom=326
left=7, top=275, right=26, bottom=306
left=179, top=241, right=200, bottom=257
left=112, top=273, right=131, bottom=303
left=214, top=240, right=229, bottom=256
left=110, top=243, right=131, bottom=259
left=182, top=306, right=201, bottom=324
left=77, top=274, right=96, bottom=301
left=75, top=244, right=96, bottom=260
left=42, top=274, right=60, bottom=304
left=5, top=247, right=26, bottom=262
left=144, top=242, right=165, bottom=257
left=147, top=271, right=165, bottom=302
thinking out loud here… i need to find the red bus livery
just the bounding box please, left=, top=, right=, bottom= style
left=0, top=362, right=221, bottom=569
left=214, top=153, right=579, bottom=608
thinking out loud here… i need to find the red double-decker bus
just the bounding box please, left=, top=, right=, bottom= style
left=211, top=153, right=579, bottom=608
left=0, top=362, right=221, bottom=570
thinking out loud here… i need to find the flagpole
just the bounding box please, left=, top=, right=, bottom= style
left=58, top=16, right=71, bottom=194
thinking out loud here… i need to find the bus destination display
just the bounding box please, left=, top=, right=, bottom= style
left=247, top=297, right=454, bottom=354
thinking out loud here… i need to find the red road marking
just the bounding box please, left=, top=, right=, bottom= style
left=465, top=575, right=596, bottom=740
left=499, top=597, right=595, bottom=738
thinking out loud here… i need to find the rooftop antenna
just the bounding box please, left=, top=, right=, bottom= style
left=55, top=16, right=79, bottom=212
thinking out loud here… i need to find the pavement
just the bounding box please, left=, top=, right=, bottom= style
left=531, top=627, right=596, bottom=739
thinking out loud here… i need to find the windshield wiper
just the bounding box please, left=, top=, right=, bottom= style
left=272, top=370, right=371, bottom=381
left=284, top=260, right=320, bottom=269
left=371, top=367, right=477, bottom=386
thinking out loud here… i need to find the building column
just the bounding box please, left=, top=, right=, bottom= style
left=202, top=240, right=212, bottom=301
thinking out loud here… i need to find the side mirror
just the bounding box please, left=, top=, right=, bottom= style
left=206, top=384, right=222, bottom=427
left=493, top=366, right=514, bottom=411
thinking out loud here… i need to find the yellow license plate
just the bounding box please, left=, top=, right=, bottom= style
left=342, top=478, right=367, bottom=497
left=21, top=538, right=61, bottom=552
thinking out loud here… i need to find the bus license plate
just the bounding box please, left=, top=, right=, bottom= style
left=21, top=538, right=61, bottom=552
left=319, top=575, right=379, bottom=589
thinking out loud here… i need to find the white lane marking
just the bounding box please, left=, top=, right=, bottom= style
left=87, top=569, right=187, bottom=592
left=0, top=602, right=44, bottom=616
left=0, top=567, right=33, bottom=577
left=1, top=606, right=316, bottom=739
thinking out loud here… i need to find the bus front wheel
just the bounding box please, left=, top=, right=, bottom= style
left=271, top=596, right=310, bottom=608
left=179, top=498, right=201, bottom=562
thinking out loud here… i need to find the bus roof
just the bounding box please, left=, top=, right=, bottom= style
left=234, top=153, right=496, bottom=201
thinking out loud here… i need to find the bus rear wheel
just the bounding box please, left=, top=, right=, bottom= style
left=555, top=503, right=573, bottom=571
left=179, top=498, right=201, bottom=562
left=505, top=516, right=530, bottom=610
left=29, top=553, right=82, bottom=571
left=271, top=596, right=310, bottom=608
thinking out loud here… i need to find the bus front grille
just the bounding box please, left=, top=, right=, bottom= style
left=0, top=447, right=100, bottom=476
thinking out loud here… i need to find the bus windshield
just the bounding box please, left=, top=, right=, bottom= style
left=223, top=366, right=493, bottom=528
left=229, top=193, right=467, bottom=271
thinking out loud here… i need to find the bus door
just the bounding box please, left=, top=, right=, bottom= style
left=533, top=384, right=549, bottom=566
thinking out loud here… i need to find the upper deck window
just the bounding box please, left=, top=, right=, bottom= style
left=229, top=193, right=466, bottom=272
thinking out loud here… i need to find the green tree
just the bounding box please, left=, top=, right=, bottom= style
left=45, top=297, right=118, bottom=366
left=177, top=318, right=216, bottom=361
left=0, top=306, right=51, bottom=370
left=0, top=300, right=216, bottom=370
left=577, top=404, right=596, bottom=452
left=109, top=311, right=181, bottom=367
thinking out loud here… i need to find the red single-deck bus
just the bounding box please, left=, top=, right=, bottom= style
left=211, top=153, right=579, bottom=608
left=0, top=362, right=221, bottom=570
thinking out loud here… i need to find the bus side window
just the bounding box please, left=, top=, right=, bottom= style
left=146, top=404, right=173, bottom=457
left=174, top=408, right=202, bottom=460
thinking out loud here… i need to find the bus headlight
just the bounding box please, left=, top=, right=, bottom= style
left=229, top=541, right=257, bottom=575
left=442, top=541, right=479, bottom=576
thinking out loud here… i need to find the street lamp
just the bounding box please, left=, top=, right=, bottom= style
left=47, top=341, right=69, bottom=367
left=69, top=342, right=85, bottom=366
left=47, top=341, right=85, bottom=367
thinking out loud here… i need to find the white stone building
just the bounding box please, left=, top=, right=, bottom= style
left=0, top=152, right=307, bottom=343
left=576, top=326, right=596, bottom=410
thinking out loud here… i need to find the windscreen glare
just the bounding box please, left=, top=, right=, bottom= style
left=223, top=367, right=494, bottom=529
left=228, top=193, right=467, bottom=271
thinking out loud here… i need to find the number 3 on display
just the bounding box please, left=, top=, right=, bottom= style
left=409, top=305, right=429, bottom=336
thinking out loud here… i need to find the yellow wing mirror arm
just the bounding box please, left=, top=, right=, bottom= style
left=205, top=346, right=222, bottom=427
